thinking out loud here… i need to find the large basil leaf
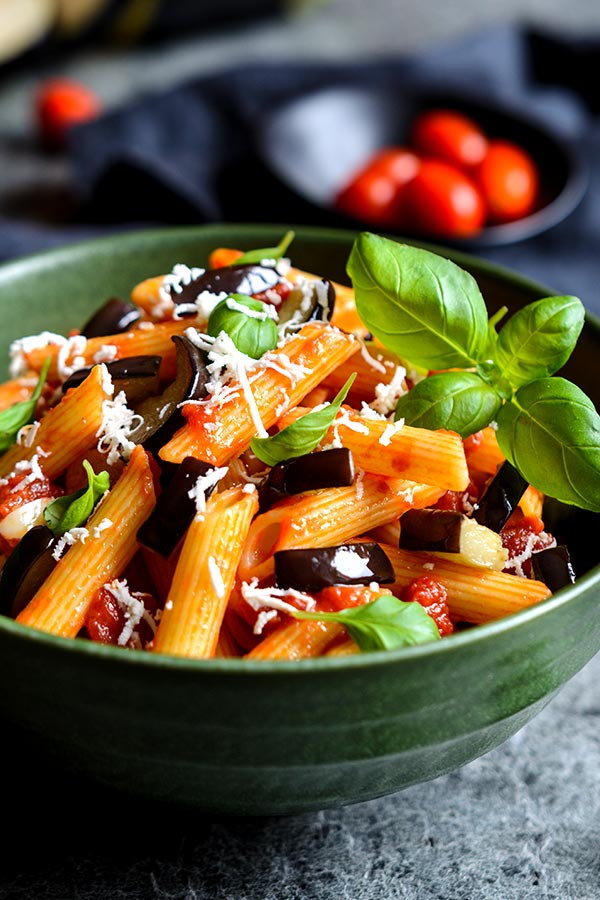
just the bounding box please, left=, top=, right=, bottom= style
left=495, top=295, right=584, bottom=387
left=346, top=233, right=489, bottom=370
left=496, top=377, right=600, bottom=511
left=44, top=460, right=110, bottom=536
left=394, top=370, right=502, bottom=438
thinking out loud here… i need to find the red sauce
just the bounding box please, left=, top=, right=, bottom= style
left=403, top=575, right=454, bottom=636
left=85, top=586, right=159, bottom=648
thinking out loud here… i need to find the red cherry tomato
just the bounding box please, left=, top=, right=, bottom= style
left=36, top=78, right=102, bottom=149
left=334, top=148, right=420, bottom=226
left=410, top=109, right=488, bottom=169
left=403, top=159, right=486, bottom=238
left=474, top=139, right=539, bottom=223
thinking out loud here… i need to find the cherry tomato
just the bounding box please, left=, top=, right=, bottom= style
left=410, top=109, right=488, bottom=169
left=334, top=148, right=420, bottom=226
left=403, top=159, right=486, bottom=238
left=474, top=139, right=539, bottom=223
left=36, top=78, right=102, bottom=149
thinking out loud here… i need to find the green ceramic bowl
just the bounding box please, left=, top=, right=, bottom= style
left=0, top=225, right=598, bottom=816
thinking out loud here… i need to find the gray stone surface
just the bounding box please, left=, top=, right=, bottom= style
left=0, top=2, right=599, bottom=898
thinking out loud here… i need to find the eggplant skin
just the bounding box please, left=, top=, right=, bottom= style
left=136, top=457, right=215, bottom=559
left=274, top=542, right=394, bottom=593
left=399, top=509, right=466, bottom=553
left=80, top=298, right=142, bottom=338
left=472, top=461, right=528, bottom=533
left=0, top=525, right=58, bottom=618
left=531, top=545, right=576, bottom=591
left=259, top=448, right=354, bottom=510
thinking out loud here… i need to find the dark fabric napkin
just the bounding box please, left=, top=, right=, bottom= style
left=2, top=25, right=600, bottom=315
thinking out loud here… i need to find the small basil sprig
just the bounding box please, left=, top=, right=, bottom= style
left=251, top=374, right=356, bottom=466
left=291, top=594, right=440, bottom=652
left=207, top=294, right=278, bottom=359
left=348, top=233, right=599, bottom=512
left=233, top=230, right=295, bottom=266
left=44, top=460, right=110, bottom=536
left=0, top=358, right=51, bottom=453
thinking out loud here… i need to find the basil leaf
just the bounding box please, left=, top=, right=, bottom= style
left=251, top=374, right=356, bottom=466
left=0, top=358, right=50, bottom=454
left=44, top=460, right=110, bottom=536
left=233, top=231, right=295, bottom=266
left=207, top=294, right=278, bottom=359
left=495, top=295, right=584, bottom=387
left=346, top=233, right=489, bottom=370
left=292, top=595, right=440, bottom=652
left=496, top=377, right=600, bottom=511
left=394, top=371, right=502, bottom=438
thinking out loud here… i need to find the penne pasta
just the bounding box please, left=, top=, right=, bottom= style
left=381, top=544, right=551, bottom=624
left=0, top=364, right=110, bottom=482
left=160, top=321, right=359, bottom=466
left=0, top=233, right=569, bottom=662
left=278, top=405, right=469, bottom=491
left=152, top=486, right=258, bottom=658
left=238, top=477, right=444, bottom=582
left=16, top=446, right=156, bottom=637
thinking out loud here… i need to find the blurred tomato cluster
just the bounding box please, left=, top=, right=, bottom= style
left=334, top=108, right=540, bottom=239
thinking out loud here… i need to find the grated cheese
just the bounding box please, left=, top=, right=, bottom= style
left=188, top=466, right=228, bottom=515
left=92, top=517, right=113, bottom=538
left=370, top=366, right=407, bottom=416
left=207, top=556, right=226, bottom=598
left=240, top=578, right=316, bottom=635
left=104, top=578, right=157, bottom=647
left=96, top=389, right=143, bottom=465
left=52, top=526, right=90, bottom=561
left=9, top=332, right=66, bottom=378
left=57, top=335, right=88, bottom=380
left=379, top=420, right=405, bottom=446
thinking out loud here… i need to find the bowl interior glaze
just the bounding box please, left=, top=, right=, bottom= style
left=0, top=224, right=598, bottom=816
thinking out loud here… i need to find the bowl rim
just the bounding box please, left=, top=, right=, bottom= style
left=0, top=222, right=598, bottom=675
left=256, top=82, right=590, bottom=248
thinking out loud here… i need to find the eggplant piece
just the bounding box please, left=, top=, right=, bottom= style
left=399, top=508, right=508, bottom=570
left=62, top=355, right=161, bottom=405
left=259, top=448, right=354, bottom=510
left=277, top=278, right=336, bottom=326
left=472, top=461, right=528, bottom=533
left=137, top=457, right=216, bottom=558
left=0, top=525, right=58, bottom=618
left=80, top=297, right=142, bottom=338
left=128, top=334, right=209, bottom=453
left=170, top=264, right=281, bottom=308
left=531, top=545, right=576, bottom=591
left=275, top=542, right=394, bottom=593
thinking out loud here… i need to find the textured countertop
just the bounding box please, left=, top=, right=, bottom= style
left=1, top=2, right=599, bottom=898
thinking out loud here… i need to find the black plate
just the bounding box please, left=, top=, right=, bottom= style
left=256, top=84, right=588, bottom=248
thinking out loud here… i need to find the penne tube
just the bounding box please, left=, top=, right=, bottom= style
left=130, top=275, right=174, bottom=319
left=0, top=364, right=110, bottom=481
left=0, top=374, right=38, bottom=411
left=465, top=426, right=505, bottom=484
left=16, top=446, right=156, bottom=637
left=321, top=342, right=408, bottom=406
left=160, top=321, right=359, bottom=466
left=380, top=544, right=551, bottom=624
left=152, top=486, right=259, bottom=658
left=18, top=319, right=191, bottom=382
left=238, top=477, right=444, bottom=582
left=518, top=485, right=544, bottom=519
left=245, top=618, right=343, bottom=660
left=278, top=405, right=469, bottom=491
